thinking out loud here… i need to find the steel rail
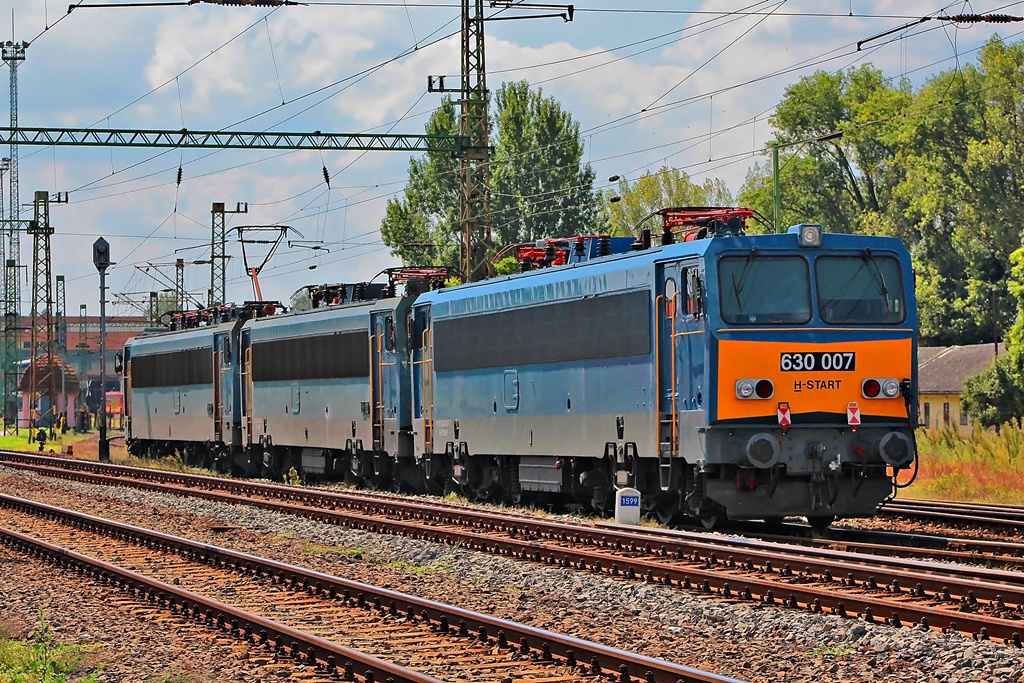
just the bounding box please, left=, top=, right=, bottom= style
left=880, top=499, right=1024, bottom=528
left=3, top=454, right=1024, bottom=643
left=0, top=493, right=743, bottom=683
left=0, top=525, right=444, bottom=683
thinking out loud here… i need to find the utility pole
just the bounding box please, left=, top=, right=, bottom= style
left=770, top=131, right=843, bottom=232
left=175, top=258, right=185, bottom=312
left=210, top=202, right=247, bottom=307
left=56, top=274, right=66, bottom=425
left=93, top=237, right=110, bottom=462
left=1, top=40, right=25, bottom=435
left=28, top=191, right=63, bottom=431
left=429, top=1, right=572, bottom=281
left=76, top=303, right=87, bottom=405
left=459, top=0, right=491, bottom=282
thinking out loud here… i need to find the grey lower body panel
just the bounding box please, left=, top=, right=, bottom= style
left=431, top=411, right=659, bottom=458
left=705, top=476, right=892, bottom=519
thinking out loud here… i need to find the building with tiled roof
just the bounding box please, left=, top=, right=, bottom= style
left=918, top=342, right=1004, bottom=435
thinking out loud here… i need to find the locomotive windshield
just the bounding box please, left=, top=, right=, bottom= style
left=718, top=254, right=811, bottom=324
left=816, top=254, right=905, bottom=324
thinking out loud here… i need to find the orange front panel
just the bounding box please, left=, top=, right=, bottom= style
left=716, top=337, right=913, bottom=421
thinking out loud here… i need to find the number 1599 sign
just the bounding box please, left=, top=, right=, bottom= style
left=780, top=351, right=856, bottom=372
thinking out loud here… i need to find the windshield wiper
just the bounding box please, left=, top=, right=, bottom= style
left=862, top=248, right=891, bottom=313
left=730, top=247, right=758, bottom=309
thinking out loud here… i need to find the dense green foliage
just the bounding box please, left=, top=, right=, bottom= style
left=740, top=37, right=1024, bottom=353
left=381, top=37, right=1024, bottom=425
left=733, top=36, right=1024, bottom=426
left=380, top=82, right=601, bottom=274
left=604, top=167, right=733, bottom=236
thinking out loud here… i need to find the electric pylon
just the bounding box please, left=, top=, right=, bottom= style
left=210, top=202, right=247, bottom=307
left=1, top=41, right=25, bottom=433
left=459, top=0, right=491, bottom=282
left=175, top=258, right=185, bottom=312
left=55, top=274, right=65, bottom=354
left=76, top=303, right=87, bottom=398
left=28, top=190, right=56, bottom=428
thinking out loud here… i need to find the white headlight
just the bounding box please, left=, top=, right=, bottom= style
left=882, top=379, right=900, bottom=398
left=736, top=380, right=754, bottom=398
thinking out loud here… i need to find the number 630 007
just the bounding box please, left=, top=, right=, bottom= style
left=780, top=351, right=855, bottom=372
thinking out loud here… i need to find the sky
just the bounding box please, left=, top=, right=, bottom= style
left=1, top=0, right=1022, bottom=315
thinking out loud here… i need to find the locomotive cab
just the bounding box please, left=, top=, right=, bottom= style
left=685, top=225, right=917, bottom=526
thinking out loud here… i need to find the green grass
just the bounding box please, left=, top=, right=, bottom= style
left=383, top=556, right=454, bottom=575
left=807, top=643, right=853, bottom=658
left=912, top=423, right=1024, bottom=504
left=0, top=611, right=101, bottom=683
left=0, top=432, right=91, bottom=454
left=143, top=672, right=210, bottom=683
left=302, top=540, right=363, bottom=558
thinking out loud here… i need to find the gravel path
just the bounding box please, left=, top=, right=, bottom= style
left=1, top=466, right=1023, bottom=683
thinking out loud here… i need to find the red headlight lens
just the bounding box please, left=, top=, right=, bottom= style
left=755, top=379, right=774, bottom=399
left=863, top=379, right=881, bottom=398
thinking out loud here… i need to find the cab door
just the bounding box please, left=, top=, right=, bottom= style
left=370, top=311, right=400, bottom=454
left=411, top=304, right=434, bottom=456
left=658, top=261, right=707, bottom=459
left=213, top=332, right=232, bottom=444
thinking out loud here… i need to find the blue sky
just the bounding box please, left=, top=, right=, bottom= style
left=3, top=0, right=1022, bottom=313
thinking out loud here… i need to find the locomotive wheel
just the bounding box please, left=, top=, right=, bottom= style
left=698, top=512, right=718, bottom=530
left=654, top=499, right=681, bottom=526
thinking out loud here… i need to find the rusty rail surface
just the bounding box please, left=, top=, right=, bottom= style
left=2, top=452, right=1023, bottom=645
left=879, top=498, right=1024, bottom=529
left=0, top=493, right=743, bottom=683
left=0, top=525, right=443, bottom=683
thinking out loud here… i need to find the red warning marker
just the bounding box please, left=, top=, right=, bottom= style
left=847, top=402, right=861, bottom=429
left=777, top=402, right=791, bottom=430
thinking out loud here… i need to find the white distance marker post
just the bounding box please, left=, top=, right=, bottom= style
left=614, top=487, right=641, bottom=525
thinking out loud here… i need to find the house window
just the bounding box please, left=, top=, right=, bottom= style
left=923, top=403, right=931, bottom=428
left=943, top=402, right=950, bottom=425
left=960, top=408, right=968, bottom=426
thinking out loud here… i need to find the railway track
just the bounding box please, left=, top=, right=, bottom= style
left=879, top=498, right=1024, bottom=530
left=0, top=493, right=738, bottom=683
left=3, top=452, right=1024, bottom=644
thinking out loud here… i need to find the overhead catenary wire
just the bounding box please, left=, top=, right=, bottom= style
left=29, top=1, right=1024, bottom=301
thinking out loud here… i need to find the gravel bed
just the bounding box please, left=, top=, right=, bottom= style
left=0, top=545, right=324, bottom=682
left=838, top=514, right=1024, bottom=546
left=2, top=467, right=1023, bottom=683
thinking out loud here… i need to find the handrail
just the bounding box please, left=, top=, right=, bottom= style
left=654, top=294, right=664, bottom=450
left=124, top=361, right=132, bottom=425
left=656, top=293, right=681, bottom=455
left=213, top=349, right=223, bottom=442
left=376, top=332, right=385, bottom=449
left=242, top=347, right=253, bottom=446
left=426, top=327, right=434, bottom=452
left=669, top=293, right=679, bottom=454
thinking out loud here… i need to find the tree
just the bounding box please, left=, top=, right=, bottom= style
left=961, top=353, right=1024, bottom=429
left=491, top=81, right=599, bottom=247
left=961, top=244, right=1024, bottom=427
left=380, top=98, right=461, bottom=270
left=605, top=167, right=733, bottom=236
left=381, top=83, right=600, bottom=275
left=896, top=37, right=1024, bottom=345
left=738, top=65, right=912, bottom=237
